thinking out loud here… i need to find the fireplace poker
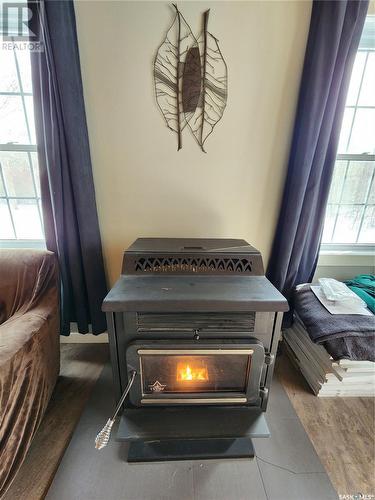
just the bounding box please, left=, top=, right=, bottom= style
left=95, top=370, right=137, bottom=450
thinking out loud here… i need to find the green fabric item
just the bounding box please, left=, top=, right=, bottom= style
left=344, top=275, right=375, bottom=314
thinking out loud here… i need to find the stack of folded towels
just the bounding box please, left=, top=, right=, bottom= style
left=283, top=275, right=375, bottom=397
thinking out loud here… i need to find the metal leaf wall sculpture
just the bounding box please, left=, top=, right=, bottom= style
left=154, top=5, right=227, bottom=152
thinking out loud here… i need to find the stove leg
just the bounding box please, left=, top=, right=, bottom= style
left=127, top=437, right=255, bottom=462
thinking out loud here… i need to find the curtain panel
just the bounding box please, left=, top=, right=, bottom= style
left=29, top=0, right=107, bottom=335
left=267, top=0, right=369, bottom=315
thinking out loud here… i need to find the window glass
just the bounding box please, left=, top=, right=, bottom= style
left=0, top=199, right=15, bottom=238
left=15, top=50, right=33, bottom=93
left=331, top=205, right=364, bottom=244
left=346, top=52, right=366, bottom=106
left=0, top=46, right=19, bottom=92
left=9, top=199, right=43, bottom=239
left=358, top=52, right=375, bottom=106
left=337, top=108, right=355, bottom=154
left=348, top=108, right=375, bottom=154
left=0, top=95, right=30, bottom=144
left=358, top=206, right=375, bottom=243
left=0, top=151, right=36, bottom=197
left=340, top=162, right=374, bottom=204
left=327, top=161, right=347, bottom=203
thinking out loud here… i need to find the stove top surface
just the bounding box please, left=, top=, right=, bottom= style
left=102, top=275, right=289, bottom=313
left=126, top=238, right=259, bottom=255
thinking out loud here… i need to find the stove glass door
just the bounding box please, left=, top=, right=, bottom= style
left=139, top=349, right=251, bottom=395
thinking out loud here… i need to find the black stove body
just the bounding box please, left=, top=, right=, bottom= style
left=103, top=238, right=288, bottom=462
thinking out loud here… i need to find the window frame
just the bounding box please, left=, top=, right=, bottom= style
left=0, top=37, right=45, bottom=246
left=321, top=16, right=375, bottom=253
left=321, top=152, right=375, bottom=253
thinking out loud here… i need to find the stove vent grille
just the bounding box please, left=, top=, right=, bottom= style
left=134, top=257, right=252, bottom=274
left=136, top=312, right=255, bottom=333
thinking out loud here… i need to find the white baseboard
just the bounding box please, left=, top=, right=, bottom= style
left=60, top=332, right=109, bottom=343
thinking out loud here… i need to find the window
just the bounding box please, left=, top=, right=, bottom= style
left=322, top=15, right=375, bottom=250
left=0, top=39, right=44, bottom=245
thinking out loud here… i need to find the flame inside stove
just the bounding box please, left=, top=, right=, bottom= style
left=177, top=362, right=209, bottom=382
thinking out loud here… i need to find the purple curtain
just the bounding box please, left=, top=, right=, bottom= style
left=267, top=0, right=368, bottom=313
left=29, top=0, right=107, bottom=335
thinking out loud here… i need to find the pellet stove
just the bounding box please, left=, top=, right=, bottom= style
left=102, top=238, right=288, bottom=461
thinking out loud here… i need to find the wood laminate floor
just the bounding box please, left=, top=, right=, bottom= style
left=275, top=353, right=375, bottom=497
left=3, top=343, right=374, bottom=499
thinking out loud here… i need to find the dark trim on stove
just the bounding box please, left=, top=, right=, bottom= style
left=106, top=312, right=122, bottom=401
left=261, top=311, right=283, bottom=411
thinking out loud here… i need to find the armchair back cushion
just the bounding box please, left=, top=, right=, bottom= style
left=0, top=249, right=57, bottom=324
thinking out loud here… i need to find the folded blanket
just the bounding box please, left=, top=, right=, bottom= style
left=324, top=336, right=375, bottom=362
left=345, top=275, right=375, bottom=314
left=294, top=284, right=375, bottom=343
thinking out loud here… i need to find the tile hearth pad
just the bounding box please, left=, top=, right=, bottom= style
left=46, top=364, right=338, bottom=500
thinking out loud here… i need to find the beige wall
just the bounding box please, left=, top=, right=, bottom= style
left=74, top=0, right=312, bottom=285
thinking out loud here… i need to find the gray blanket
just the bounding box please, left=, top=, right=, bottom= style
left=324, top=336, right=375, bottom=362
left=294, top=285, right=375, bottom=362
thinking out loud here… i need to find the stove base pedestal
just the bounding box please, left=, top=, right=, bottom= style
left=127, top=437, right=255, bottom=462
left=117, top=407, right=270, bottom=441
left=118, top=407, right=268, bottom=462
